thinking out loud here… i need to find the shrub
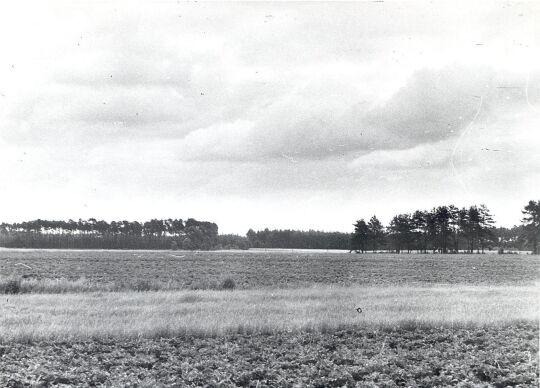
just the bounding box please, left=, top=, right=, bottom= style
left=220, top=277, right=236, bottom=290
left=134, top=279, right=155, bottom=292
left=170, top=241, right=179, bottom=250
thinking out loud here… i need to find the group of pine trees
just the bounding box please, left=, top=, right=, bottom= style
left=352, top=200, right=540, bottom=254
left=0, top=218, right=219, bottom=250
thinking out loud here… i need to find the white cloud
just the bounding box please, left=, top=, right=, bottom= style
left=178, top=120, right=255, bottom=161
left=349, top=142, right=451, bottom=171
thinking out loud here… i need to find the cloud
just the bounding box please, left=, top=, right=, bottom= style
left=349, top=141, right=451, bottom=171
left=178, top=120, right=255, bottom=161
left=175, top=64, right=529, bottom=162
left=360, top=65, right=495, bottom=145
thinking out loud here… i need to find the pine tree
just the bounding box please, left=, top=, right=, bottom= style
left=521, top=200, right=540, bottom=254
left=352, top=219, right=370, bottom=253
left=367, top=215, right=385, bottom=252
left=478, top=204, right=496, bottom=253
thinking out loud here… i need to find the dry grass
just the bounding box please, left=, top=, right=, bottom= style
left=0, top=284, right=537, bottom=342
left=0, top=276, right=236, bottom=294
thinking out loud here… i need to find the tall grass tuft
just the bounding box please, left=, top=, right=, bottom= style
left=0, top=278, right=21, bottom=294
left=133, top=279, right=161, bottom=292
left=220, top=277, right=236, bottom=290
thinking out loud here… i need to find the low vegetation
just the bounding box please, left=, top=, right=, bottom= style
left=2, top=324, right=537, bottom=387
left=0, top=275, right=241, bottom=294
left=1, top=251, right=537, bottom=292
left=0, top=285, right=537, bottom=342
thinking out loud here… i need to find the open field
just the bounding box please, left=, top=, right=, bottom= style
left=0, top=249, right=538, bottom=291
left=0, top=249, right=538, bottom=386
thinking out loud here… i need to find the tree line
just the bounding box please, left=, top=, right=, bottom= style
left=352, top=200, right=539, bottom=254
left=243, top=202, right=539, bottom=254
left=0, top=218, right=219, bottom=250
left=246, top=229, right=351, bottom=250
left=0, top=200, right=537, bottom=253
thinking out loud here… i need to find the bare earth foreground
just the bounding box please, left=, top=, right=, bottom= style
left=0, top=249, right=538, bottom=387
left=1, top=325, right=537, bottom=387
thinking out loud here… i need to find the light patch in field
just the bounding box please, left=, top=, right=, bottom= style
left=0, top=285, right=537, bottom=342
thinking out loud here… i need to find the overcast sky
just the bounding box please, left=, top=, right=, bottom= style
left=0, top=1, right=539, bottom=234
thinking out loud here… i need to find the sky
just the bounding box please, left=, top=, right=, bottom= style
left=0, top=1, right=539, bottom=234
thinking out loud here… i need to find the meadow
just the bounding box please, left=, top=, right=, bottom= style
left=0, top=249, right=538, bottom=387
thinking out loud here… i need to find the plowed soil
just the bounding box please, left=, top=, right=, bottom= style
left=1, top=324, right=537, bottom=387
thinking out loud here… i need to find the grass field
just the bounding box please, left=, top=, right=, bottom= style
left=1, top=285, right=537, bottom=342
left=0, top=249, right=538, bottom=387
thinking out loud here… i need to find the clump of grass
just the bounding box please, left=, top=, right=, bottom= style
left=133, top=279, right=160, bottom=292
left=187, top=277, right=236, bottom=291
left=0, top=277, right=21, bottom=294
left=220, top=277, right=236, bottom=290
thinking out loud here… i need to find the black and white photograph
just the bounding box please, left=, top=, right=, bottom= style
left=0, top=0, right=539, bottom=386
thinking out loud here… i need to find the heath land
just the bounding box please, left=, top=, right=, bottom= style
left=0, top=249, right=538, bottom=387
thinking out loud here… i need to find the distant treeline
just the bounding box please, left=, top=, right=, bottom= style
left=246, top=229, right=351, bottom=250
left=245, top=201, right=539, bottom=254
left=494, top=225, right=535, bottom=252
left=1, top=200, right=537, bottom=253
left=240, top=225, right=533, bottom=252
left=352, top=201, right=539, bottom=254
left=0, top=218, right=219, bottom=250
